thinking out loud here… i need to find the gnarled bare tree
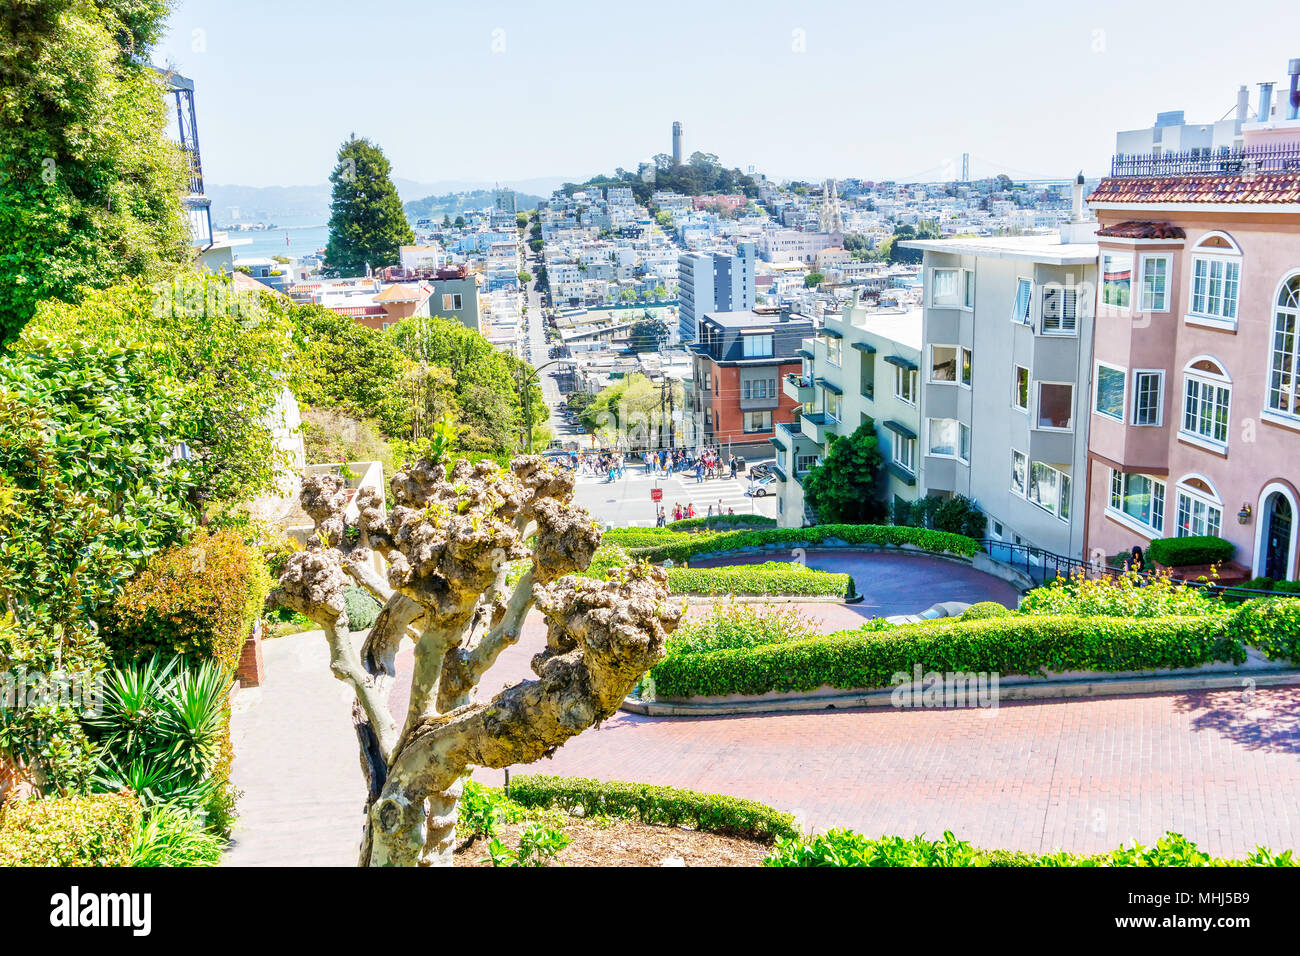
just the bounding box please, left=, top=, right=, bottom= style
left=271, top=454, right=680, bottom=866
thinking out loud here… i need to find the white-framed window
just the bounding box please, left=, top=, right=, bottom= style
left=1010, top=450, right=1027, bottom=496
left=743, top=333, right=774, bottom=358
left=927, top=418, right=966, bottom=459
left=826, top=335, right=842, bottom=366
left=825, top=390, right=842, bottom=423
left=1267, top=273, right=1300, bottom=418
left=743, top=409, right=772, bottom=433
left=742, top=378, right=778, bottom=400
left=962, top=269, right=975, bottom=310
left=894, top=365, right=917, bottom=405
left=442, top=293, right=463, bottom=310
left=1132, top=369, right=1165, bottom=426
left=1013, top=366, right=1029, bottom=412
left=1028, top=461, right=1072, bottom=521
left=1180, top=357, right=1231, bottom=449
left=1035, top=381, right=1074, bottom=431
left=704, top=406, right=713, bottom=425
left=1041, top=284, right=1078, bottom=334
left=1140, top=255, right=1170, bottom=313
left=892, top=436, right=916, bottom=473
left=1187, top=232, right=1241, bottom=328
left=930, top=345, right=958, bottom=384
left=1094, top=362, right=1126, bottom=422
left=1012, top=277, right=1032, bottom=325
left=795, top=452, right=819, bottom=474
left=960, top=347, right=973, bottom=388
left=1108, top=470, right=1166, bottom=535
left=932, top=267, right=961, bottom=307
left=1101, top=253, right=1132, bottom=309
left=1174, top=476, right=1223, bottom=538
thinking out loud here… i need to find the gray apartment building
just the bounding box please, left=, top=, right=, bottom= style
left=901, top=233, right=1099, bottom=559
left=677, top=241, right=757, bottom=343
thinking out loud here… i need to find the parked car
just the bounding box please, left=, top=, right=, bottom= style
left=746, top=473, right=777, bottom=497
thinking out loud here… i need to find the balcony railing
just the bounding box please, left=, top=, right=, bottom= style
left=1109, top=143, right=1300, bottom=178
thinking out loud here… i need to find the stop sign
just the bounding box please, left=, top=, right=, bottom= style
left=650, top=488, right=663, bottom=502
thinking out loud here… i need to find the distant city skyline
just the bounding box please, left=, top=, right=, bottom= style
left=153, top=0, right=1297, bottom=188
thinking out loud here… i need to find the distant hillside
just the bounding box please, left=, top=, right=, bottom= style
left=404, top=188, right=545, bottom=221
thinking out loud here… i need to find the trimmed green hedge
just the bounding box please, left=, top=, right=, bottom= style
left=0, top=792, right=141, bottom=866
left=649, top=611, right=1239, bottom=700
left=1225, top=597, right=1300, bottom=663
left=765, top=828, right=1294, bottom=867
left=1150, top=535, right=1235, bottom=568
left=606, top=523, right=981, bottom=565
left=666, top=562, right=854, bottom=598
left=668, top=514, right=778, bottom=532
left=960, top=601, right=1011, bottom=621
left=505, top=774, right=799, bottom=843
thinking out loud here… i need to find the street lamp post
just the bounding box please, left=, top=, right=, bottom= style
left=520, top=358, right=564, bottom=454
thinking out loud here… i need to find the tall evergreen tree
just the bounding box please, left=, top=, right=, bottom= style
left=0, top=0, right=191, bottom=343
left=323, top=136, right=413, bottom=277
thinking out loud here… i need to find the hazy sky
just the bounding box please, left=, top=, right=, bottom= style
left=153, top=0, right=1299, bottom=188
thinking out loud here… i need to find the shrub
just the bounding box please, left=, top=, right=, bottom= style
left=649, top=611, right=1239, bottom=700
left=344, top=585, right=382, bottom=631
left=0, top=792, right=140, bottom=866
left=669, top=514, right=777, bottom=532
left=666, top=599, right=821, bottom=656
left=604, top=523, right=980, bottom=565
left=1019, top=570, right=1220, bottom=618
left=764, top=829, right=1293, bottom=867
left=959, top=602, right=1011, bottom=621
left=666, top=562, right=854, bottom=598
left=300, top=406, right=397, bottom=476
left=1225, top=597, right=1300, bottom=663
left=98, top=528, right=273, bottom=672
left=130, top=804, right=224, bottom=867
left=506, top=775, right=799, bottom=843
left=1149, top=535, right=1235, bottom=568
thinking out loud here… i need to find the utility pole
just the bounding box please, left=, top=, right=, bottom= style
left=667, top=381, right=675, bottom=451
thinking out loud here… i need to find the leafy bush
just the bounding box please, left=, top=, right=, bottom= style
left=1019, top=570, right=1220, bottom=618
left=506, top=775, right=799, bottom=843
left=959, top=602, right=1011, bottom=621
left=98, top=528, right=273, bottom=672
left=666, top=599, right=821, bottom=656
left=485, top=823, right=571, bottom=867
left=300, top=407, right=397, bottom=476
left=666, top=561, right=854, bottom=598
left=603, top=523, right=980, bottom=564
left=344, top=585, right=382, bottom=631
left=1149, top=535, right=1235, bottom=568
left=84, top=657, right=234, bottom=822
left=649, top=611, right=1239, bottom=700
left=669, top=514, right=777, bottom=532
left=131, top=804, right=224, bottom=867
left=1225, top=597, right=1300, bottom=663
left=0, top=792, right=140, bottom=866
left=765, top=829, right=1294, bottom=867
left=894, top=494, right=987, bottom=539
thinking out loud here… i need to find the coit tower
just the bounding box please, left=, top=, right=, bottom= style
left=672, top=121, right=683, bottom=166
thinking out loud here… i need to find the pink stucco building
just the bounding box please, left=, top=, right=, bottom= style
left=1082, top=115, right=1300, bottom=580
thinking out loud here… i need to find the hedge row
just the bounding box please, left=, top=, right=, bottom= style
left=1149, top=535, right=1236, bottom=568
left=649, top=611, right=1240, bottom=700
left=505, top=774, right=800, bottom=843
left=608, top=523, right=981, bottom=565
left=0, top=792, right=140, bottom=867
left=765, top=828, right=1294, bottom=867
left=668, top=514, right=778, bottom=532
left=666, top=562, right=854, bottom=598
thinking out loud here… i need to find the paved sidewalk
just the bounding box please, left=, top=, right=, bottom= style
left=226, top=611, right=1300, bottom=865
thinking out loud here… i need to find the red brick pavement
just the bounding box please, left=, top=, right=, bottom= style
left=392, top=607, right=1300, bottom=859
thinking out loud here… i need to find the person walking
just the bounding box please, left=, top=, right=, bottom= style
left=729, top=455, right=738, bottom=479
left=695, top=459, right=704, bottom=484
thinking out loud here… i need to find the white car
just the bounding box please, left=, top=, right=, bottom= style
left=747, top=473, right=777, bottom=497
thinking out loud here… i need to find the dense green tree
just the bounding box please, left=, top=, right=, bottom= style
left=801, top=419, right=887, bottom=524
left=0, top=0, right=191, bottom=343
left=627, top=316, right=669, bottom=353
left=804, top=272, right=825, bottom=288
left=322, top=136, right=414, bottom=277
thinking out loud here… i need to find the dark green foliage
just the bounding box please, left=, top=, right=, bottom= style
left=801, top=420, right=887, bottom=524
left=626, top=316, right=669, bottom=352
left=505, top=775, right=800, bottom=843
left=1149, top=535, right=1236, bottom=568
left=322, top=136, right=414, bottom=277
left=666, top=562, right=853, bottom=598
left=602, top=523, right=981, bottom=564
left=895, top=494, right=987, bottom=538
left=1224, top=597, right=1300, bottom=663
left=668, top=514, right=778, bottom=531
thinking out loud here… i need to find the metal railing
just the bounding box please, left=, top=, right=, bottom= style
left=980, top=539, right=1279, bottom=599
left=1109, top=143, right=1300, bottom=178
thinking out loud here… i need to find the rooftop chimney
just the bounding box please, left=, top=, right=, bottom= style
left=1258, top=82, right=1275, bottom=123
left=1072, top=171, right=1084, bottom=220
left=1289, top=58, right=1300, bottom=120
left=1237, top=85, right=1251, bottom=129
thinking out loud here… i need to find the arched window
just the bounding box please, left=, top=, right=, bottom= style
left=1268, top=274, right=1300, bottom=417
left=1187, top=232, right=1242, bottom=329
left=1174, top=475, right=1224, bottom=538
left=1180, top=356, right=1231, bottom=449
